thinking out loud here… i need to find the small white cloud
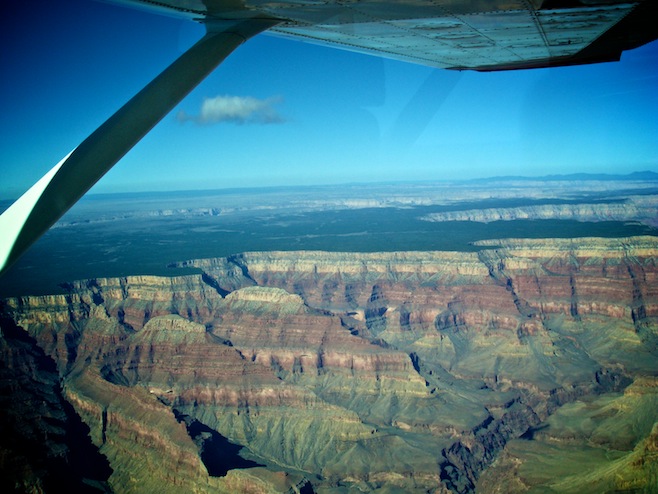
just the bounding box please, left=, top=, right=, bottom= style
left=177, top=95, right=284, bottom=125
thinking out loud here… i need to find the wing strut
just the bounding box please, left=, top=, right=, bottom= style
left=0, top=18, right=279, bottom=277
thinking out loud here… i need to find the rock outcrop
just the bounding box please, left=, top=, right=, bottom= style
left=2, top=236, right=657, bottom=493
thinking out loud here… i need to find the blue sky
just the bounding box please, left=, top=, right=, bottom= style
left=1, top=0, right=657, bottom=199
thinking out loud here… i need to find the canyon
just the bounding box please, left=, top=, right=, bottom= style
left=1, top=235, right=657, bottom=492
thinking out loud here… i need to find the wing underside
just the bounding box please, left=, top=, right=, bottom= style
left=106, top=0, right=658, bottom=70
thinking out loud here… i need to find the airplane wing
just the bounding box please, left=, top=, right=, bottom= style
left=1, top=0, right=657, bottom=276
left=107, top=0, right=658, bottom=71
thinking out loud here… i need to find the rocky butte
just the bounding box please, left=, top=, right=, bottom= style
left=1, top=236, right=657, bottom=492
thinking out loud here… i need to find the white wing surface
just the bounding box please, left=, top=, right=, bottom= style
left=108, top=0, right=658, bottom=70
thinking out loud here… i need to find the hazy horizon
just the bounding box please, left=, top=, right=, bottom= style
left=1, top=168, right=656, bottom=203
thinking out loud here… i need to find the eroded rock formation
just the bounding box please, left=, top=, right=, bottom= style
left=1, top=236, right=657, bottom=492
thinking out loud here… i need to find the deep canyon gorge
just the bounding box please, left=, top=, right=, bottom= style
left=1, top=236, right=657, bottom=492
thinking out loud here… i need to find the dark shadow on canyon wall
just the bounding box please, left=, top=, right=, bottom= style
left=0, top=313, right=113, bottom=492
left=173, top=410, right=265, bottom=477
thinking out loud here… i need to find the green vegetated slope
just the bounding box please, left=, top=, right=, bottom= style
left=478, top=378, right=658, bottom=493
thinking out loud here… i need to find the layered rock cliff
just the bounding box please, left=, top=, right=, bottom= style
left=2, top=236, right=657, bottom=493
left=420, top=197, right=658, bottom=227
